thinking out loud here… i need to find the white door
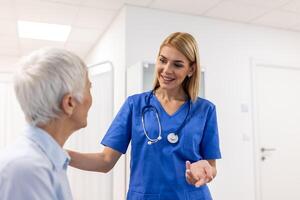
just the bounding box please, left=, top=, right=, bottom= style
left=66, top=63, right=114, bottom=200
left=0, top=73, right=26, bottom=150
left=253, top=64, right=300, bottom=200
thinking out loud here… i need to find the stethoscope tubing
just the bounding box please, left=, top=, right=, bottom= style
left=141, top=91, right=191, bottom=145
left=141, top=105, right=162, bottom=143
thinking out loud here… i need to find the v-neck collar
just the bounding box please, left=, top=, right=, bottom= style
left=152, top=93, right=189, bottom=117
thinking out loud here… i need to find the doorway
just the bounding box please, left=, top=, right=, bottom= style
left=252, top=62, right=300, bottom=200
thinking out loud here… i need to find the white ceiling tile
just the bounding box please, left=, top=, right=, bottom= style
left=74, top=7, right=116, bottom=29
left=0, top=4, right=15, bottom=20
left=282, top=0, right=300, bottom=13
left=291, top=24, right=300, bottom=31
left=81, top=0, right=125, bottom=10
left=15, top=0, right=80, bottom=5
left=67, top=27, right=102, bottom=43
left=125, top=0, right=153, bottom=6
left=0, top=0, right=12, bottom=4
left=0, top=35, right=20, bottom=56
left=15, top=0, right=43, bottom=3
left=14, top=0, right=41, bottom=3
left=2, top=0, right=300, bottom=58
left=0, top=56, right=20, bottom=69
left=205, top=1, right=270, bottom=22
left=150, top=0, right=223, bottom=15
left=42, top=0, right=82, bottom=5
left=0, top=20, right=17, bottom=36
left=20, top=39, right=64, bottom=56
left=0, top=36, right=19, bottom=49
left=0, top=48, right=20, bottom=57
left=229, top=0, right=291, bottom=8
left=0, top=0, right=14, bottom=7
left=16, top=1, right=79, bottom=25
left=253, top=10, right=300, bottom=28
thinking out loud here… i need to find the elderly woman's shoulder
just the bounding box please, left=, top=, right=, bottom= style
left=0, top=141, right=52, bottom=178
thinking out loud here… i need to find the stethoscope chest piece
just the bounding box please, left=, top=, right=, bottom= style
left=167, top=133, right=179, bottom=144
left=142, top=91, right=191, bottom=145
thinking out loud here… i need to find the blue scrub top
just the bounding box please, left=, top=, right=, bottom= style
left=101, top=91, right=221, bottom=200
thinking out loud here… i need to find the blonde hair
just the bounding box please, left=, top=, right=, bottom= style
left=152, top=32, right=200, bottom=102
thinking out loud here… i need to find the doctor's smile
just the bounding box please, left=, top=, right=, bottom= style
left=160, top=74, right=175, bottom=83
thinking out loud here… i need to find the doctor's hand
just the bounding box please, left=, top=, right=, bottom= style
left=185, top=160, right=214, bottom=187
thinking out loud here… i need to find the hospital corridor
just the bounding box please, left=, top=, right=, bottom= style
left=0, top=0, right=300, bottom=200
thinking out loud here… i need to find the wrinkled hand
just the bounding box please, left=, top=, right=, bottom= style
left=185, top=160, right=214, bottom=187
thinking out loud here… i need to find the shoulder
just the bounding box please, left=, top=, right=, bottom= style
left=127, top=91, right=151, bottom=101
left=114, top=91, right=151, bottom=115
left=190, top=97, right=217, bottom=120
left=0, top=148, right=55, bottom=199
left=193, top=97, right=216, bottom=111
left=126, top=91, right=152, bottom=106
left=0, top=140, right=53, bottom=183
left=0, top=154, right=53, bottom=186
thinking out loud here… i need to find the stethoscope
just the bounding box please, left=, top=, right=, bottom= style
left=141, top=91, right=191, bottom=145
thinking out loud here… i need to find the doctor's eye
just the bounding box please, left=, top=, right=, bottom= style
left=159, top=58, right=167, bottom=64
left=174, top=62, right=184, bottom=68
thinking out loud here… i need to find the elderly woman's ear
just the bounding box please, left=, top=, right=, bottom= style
left=61, top=94, right=77, bottom=116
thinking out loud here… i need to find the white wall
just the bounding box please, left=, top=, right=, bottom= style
left=0, top=56, right=19, bottom=72
left=85, top=8, right=127, bottom=200
left=0, top=57, right=26, bottom=149
left=65, top=68, right=114, bottom=200
left=0, top=72, right=26, bottom=150
left=86, top=9, right=126, bottom=112
left=124, top=5, right=300, bottom=200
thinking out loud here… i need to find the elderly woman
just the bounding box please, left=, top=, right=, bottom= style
left=0, top=48, right=92, bottom=200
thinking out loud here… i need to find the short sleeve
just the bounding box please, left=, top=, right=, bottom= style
left=101, top=97, right=132, bottom=154
left=200, top=105, right=221, bottom=159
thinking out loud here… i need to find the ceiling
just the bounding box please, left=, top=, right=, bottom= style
left=1, top=0, right=300, bottom=62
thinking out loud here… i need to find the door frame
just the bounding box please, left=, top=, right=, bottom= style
left=250, top=58, right=300, bottom=200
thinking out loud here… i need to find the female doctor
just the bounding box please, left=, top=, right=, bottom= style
left=68, top=32, right=221, bottom=200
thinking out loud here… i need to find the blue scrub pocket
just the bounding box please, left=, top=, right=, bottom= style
left=181, top=131, right=202, bottom=159
left=181, top=116, right=205, bottom=159
left=185, top=188, right=213, bottom=200
left=127, top=191, right=160, bottom=200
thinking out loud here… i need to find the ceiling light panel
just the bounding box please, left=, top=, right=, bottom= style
left=17, top=20, right=71, bottom=42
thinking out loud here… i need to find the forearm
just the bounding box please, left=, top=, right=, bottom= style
left=211, top=166, right=217, bottom=178
left=207, top=159, right=217, bottom=179
left=68, top=150, right=117, bottom=173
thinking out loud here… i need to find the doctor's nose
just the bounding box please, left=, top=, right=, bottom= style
left=163, top=62, right=173, bottom=74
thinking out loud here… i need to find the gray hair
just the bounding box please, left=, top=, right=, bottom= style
left=14, top=47, right=88, bottom=126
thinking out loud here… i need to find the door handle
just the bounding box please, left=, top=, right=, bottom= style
left=261, top=147, right=276, bottom=152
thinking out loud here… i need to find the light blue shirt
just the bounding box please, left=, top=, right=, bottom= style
left=0, top=125, right=72, bottom=200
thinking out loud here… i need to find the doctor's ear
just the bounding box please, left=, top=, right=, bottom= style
left=188, top=63, right=196, bottom=78
left=61, top=94, right=76, bottom=116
